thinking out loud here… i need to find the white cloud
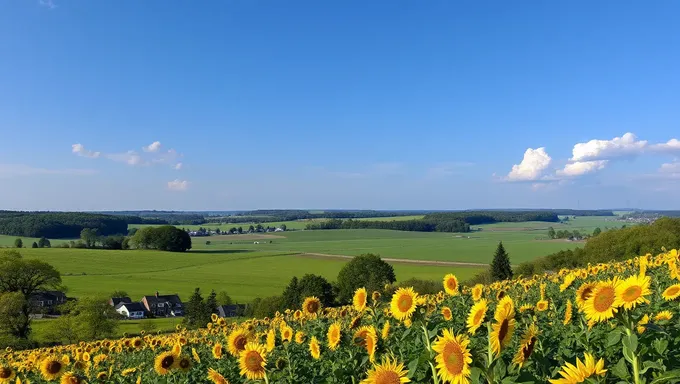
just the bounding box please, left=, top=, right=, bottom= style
left=660, top=162, right=680, bottom=173
left=651, top=139, right=680, bottom=154
left=557, top=160, right=608, bottom=177
left=506, top=147, right=552, bottom=181
left=570, top=132, right=647, bottom=162
left=167, top=179, right=189, bottom=191
left=107, top=151, right=145, bottom=166
left=0, top=164, right=96, bottom=178
left=174, top=163, right=183, bottom=170
left=143, top=141, right=162, bottom=153
left=71, top=144, right=101, bottom=158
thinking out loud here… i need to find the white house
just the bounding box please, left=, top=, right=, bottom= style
left=115, top=302, right=146, bottom=319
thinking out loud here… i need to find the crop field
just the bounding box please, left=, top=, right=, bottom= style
left=30, top=317, right=183, bottom=343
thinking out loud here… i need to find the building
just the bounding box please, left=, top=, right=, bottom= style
left=216, top=304, right=246, bottom=318
left=141, top=292, right=184, bottom=317
left=115, top=302, right=146, bottom=319
left=109, top=297, right=132, bottom=307
left=29, top=291, right=67, bottom=314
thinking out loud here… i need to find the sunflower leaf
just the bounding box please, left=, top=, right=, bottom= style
left=612, top=357, right=630, bottom=379
left=607, top=330, right=622, bottom=347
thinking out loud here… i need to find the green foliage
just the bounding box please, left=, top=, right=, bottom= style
left=281, top=274, right=335, bottom=308
left=130, top=226, right=192, bottom=252
left=31, top=242, right=38, bottom=248
left=37, top=237, right=50, bottom=248
left=101, top=235, right=126, bottom=250
left=43, top=298, right=119, bottom=343
left=0, top=292, right=29, bottom=340
left=336, top=254, right=396, bottom=304
left=216, top=291, right=233, bottom=306
left=184, top=288, right=216, bottom=328
left=490, top=241, right=513, bottom=281
left=593, top=227, right=602, bottom=236
left=110, top=290, right=129, bottom=298
left=14, top=238, right=23, bottom=248
left=80, top=228, right=99, bottom=248
left=245, top=296, right=285, bottom=318
left=0, top=211, right=129, bottom=238
left=395, top=278, right=441, bottom=295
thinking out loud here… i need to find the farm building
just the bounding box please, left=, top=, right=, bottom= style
left=115, top=302, right=146, bottom=319
left=141, top=292, right=184, bottom=317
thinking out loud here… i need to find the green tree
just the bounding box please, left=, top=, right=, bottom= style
left=31, top=242, right=38, bottom=248
left=281, top=277, right=300, bottom=310
left=336, top=254, right=396, bottom=304
left=248, top=225, right=255, bottom=233
left=205, top=290, right=217, bottom=317
left=490, top=241, right=513, bottom=281
left=80, top=228, right=99, bottom=248
left=298, top=274, right=335, bottom=307
left=38, top=237, right=51, bottom=248
left=41, top=310, right=79, bottom=345
left=0, top=292, right=29, bottom=341
left=592, top=227, right=602, bottom=237
left=110, top=290, right=129, bottom=298
left=184, top=288, right=211, bottom=328
left=280, top=224, right=287, bottom=231
left=44, top=298, right=118, bottom=342
left=205, top=240, right=211, bottom=246
left=13, top=239, right=22, bottom=248
left=547, top=227, right=556, bottom=239
left=237, top=227, right=243, bottom=234
left=216, top=291, right=233, bottom=306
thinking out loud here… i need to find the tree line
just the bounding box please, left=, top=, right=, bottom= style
left=0, top=212, right=130, bottom=238
left=423, top=210, right=561, bottom=225
left=305, top=218, right=470, bottom=232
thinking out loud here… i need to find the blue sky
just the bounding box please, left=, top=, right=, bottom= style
left=1, top=0, right=679, bottom=210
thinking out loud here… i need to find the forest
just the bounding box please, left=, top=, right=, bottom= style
left=305, top=218, right=470, bottom=232
left=0, top=212, right=129, bottom=238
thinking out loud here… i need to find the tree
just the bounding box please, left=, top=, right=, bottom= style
left=547, top=227, right=556, bottom=239
left=184, top=288, right=211, bottom=328
left=44, top=298, right=119, bottom=342
left=216, top=291, right=233, bottom=306
left=38, top=237, right=51, bottom=248
left=281, top=277, right=300, bottom=310
left=280, top=224, right=287, bottom=231
left=13, top=239, right=22, bottom=248
left=110, top=290, right=129, bottom=298
left=215, top=228, right=221, bottom=235
left=490, top=241, right=513, bottom=281
left=248, top=225, right=255, bottom=233
left=238, top=227, right=243, bottom=234
left=101, top=236, right=125, bottom=250
left=205, top=290, right=217, bottom=316
left=31, top=242, right=38, bottom=248
left=80, top=228, right=99, bottom=248
left=255, top=224, right=264, bottom=232
left=592, top=227, right=602, bottom=237
left=205, top=240, right=211, bottom=246
left=297, top=274, right=335, bottom=307
left=130, top=226, right=192, bottom=252
left=336, top=254, right=396, bottom=304
left=0, top=292, right=29, bottom=341
left=0, top=251, right=62, bottom=338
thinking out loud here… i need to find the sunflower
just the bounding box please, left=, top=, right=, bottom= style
left=512, top=324, right=539, bottom=368
left=654, top=310, right=673, bottom=322
left=490, top=296, right=516, bottom=356
left=472, top=284, right=484, bottom=301
left=575, top=283, right=596, bottom=309
left=361, top=357, right=411, bottom=384
left=309, top=336, right=321, bottom=359
left=266, top=329, right=276, bottom=352
left=583, top=280, right=618, bottom=323
left=0, top=366, right=15, bottom=384
left=560, top=273, right=576, bottom=292
left=154, top=351, right=177, bottom=375
left=238, top=343, right=267, bottom=380
left=441, top=306, right=453, bottom=321
left=496, top=290, right=506, bottom=300
left=563, top=300, right=573, bottom=325
left=536, top=300, right=549, bottom=312
left=443, top=274, right=459, bottom=296
left=96, top=371, right=108, bottom=381
left=207, top=368, right=230, bottom=384
left=40, top=356, right=67, bottom=381
left=227, top=329, right=250, bottom=357
left=431, top=329, right=472, bottom=384
left=192, top=347, right=201, bottom=363
left=390, top=287, right=418, bottom=321
left=295, top=331, right=306, bottom=344
left=613, top=274, right=651, bottom=310
left=519, top=304, right=534, bottom=313
left=212, top=343, right=224, bottom=359
left=466, top=299, right=487, bottom=335
left=177, top=355, right=192, bottom=372
left=293, top=309, right=303, bottom=320
left=60, top=371, right=86, bottom=384
left=302, top=296, right=322, bottom=318
left=381, top=320, right=391, bottom=340
left=372, top=291, right=381, bottom=303
left=353, top=288, right=368, bottom=312
left=637, top=314, right=650, bottom=334
left=281, top=325, right=293, bottom=342
left=549, top=353, right=606, bottom=384
left=662, top=284, right=680, bottom=301
left=353, top=326, right=378, bottom=361
left=327, top=322, right=341, bottom=350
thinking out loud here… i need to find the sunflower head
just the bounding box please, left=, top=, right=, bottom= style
left=614, top=275, right=651, bottom=310
left=309, top=336, right=321, bottom=359
left=361, top=357, right=411, bottom=384
left=443, top=274, right=459, bottom=296
left=536, top=300, right=549, bottom=312
left=353, top=288, right=368, bottom=312
left=390, top=287, right=419, bottom=321
left=327, top=322, right=342, bottom=350
left=227, top=329, right=250, bottom=357
left=512, top=324, right=539, bottom=368
left=583, top=280, right=618, bottom=324
left=441, top=306, right=453, bottom=321
left=238, top=343, right=267, bottom=381
left=40, top=357, right=66, bottom=381
left=472, top=284, right=484, bottom=301
left=662, top=284, right=680, bottom=301
left=302, top=296, right=322, bottom=318
left=153, top=351, right=177, bottom=375
left=431, top=329, right=472, bottom=383
left=207, top=368, right=230, bottom=384
left=0, top=366, right=15, bottom=382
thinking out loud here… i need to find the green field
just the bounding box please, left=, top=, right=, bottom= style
left=31, top=317, right=183, bottom=343
left=0, top=235, right=70, bottom=248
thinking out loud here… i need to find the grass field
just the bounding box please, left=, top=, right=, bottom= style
left=30, top=317, right=183, bottom=343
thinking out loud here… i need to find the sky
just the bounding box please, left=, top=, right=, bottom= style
left=1, top=0, right=679, bottom=211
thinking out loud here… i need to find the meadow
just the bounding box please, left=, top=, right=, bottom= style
left=30, top=317, right=183, bottom=343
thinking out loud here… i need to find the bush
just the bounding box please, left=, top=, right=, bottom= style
left=130, top=226, right=192, bottom=252
left=336, top=254, right=396, bottom=304
left=395, top=278, right=441, bottom=295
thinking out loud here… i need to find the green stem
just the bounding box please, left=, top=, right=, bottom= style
left=264, top=371, right=270, bottom=384
left=421, top=324, right=440, bottom=384
left=284, top=343, right=294, bottom=383
left=486, top=321, right=495, bottom=383
left=625, top=327, right=641, bottom=384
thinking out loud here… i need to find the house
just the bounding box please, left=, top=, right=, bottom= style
left=115, top=302, right=146, bottom=319
left=216, top=304, right=246, bottom=318
left=141, top=292, right=184, bottom=317
left=29, top=291, right=67, bottom=314
left=109, top=297, right=132, bottom=307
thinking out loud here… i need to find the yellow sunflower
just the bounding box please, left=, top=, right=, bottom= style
left=654, top=310, right=673, bottom=322
left=390, top=287, right=418, bottom=321
left=441, top=306, right=453, bottom=321
left=583, top=280, right=618, bottom=323
left=575, top=282, right=596, bottom=309
left=60, top=371, right=86, bottom=384
left=662, top=284, right=680, bottom=301
left=381, top=320, right=391, bottom=340
left=512, top=324, right=539, bottom=368
left=549, top=353, right=606, bottom=384
left=302, top=296, right=322, bottom=318
left=40, top=356, right=67, bottom=381
left=361, top=357, right=411, bottom=384
left=327, top=322, right=342, bottom=350
left=637, top=314, right=650, bottom=334
left=563, top=300, right=573, bottom=325
left=295, top=331, right=306, bottom=344
left=227, top=329, right=250, bottom=357
left=490, top=296, right=516, bottom=356
left=239, top=343, right=267, bottom=381
left=309, top=336, right=321, bottom=359
left=353, top=288, right=368, bottom=312
left=443, top=274, right=459, bottom=296
left=431, top=329, right=472, bottom=384
left=536, top=300, right=549, bottom=312
left=560, top=273, right=576, bottom=292
left=613, top=274, right=651, bottom=310
left=153, top=351, right=177, bottom=375
left=466, top=299, right=488, bottom=335
left=281, top=325, right=293, bottom=342
left=266, top=329, right=276, bottom=352
left=212, top=343, right=224, bottom=359
left=207, top=368, right=230, bottom=384
left=472, top=284, right=484, bottom=301
left=177, top=355, right=192, bottom=372
left=0, top=366, right=15, bottom=384
left=192, top=347, right=201, bottom=363
left=353, top=326, right=378, bottom=361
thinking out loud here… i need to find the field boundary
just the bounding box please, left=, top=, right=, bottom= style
left=298, top=252, right=489, bottom=267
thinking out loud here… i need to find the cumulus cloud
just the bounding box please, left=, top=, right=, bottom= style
left=167, top=179, right=189, bottom=191
left=72, top=144, right=101, bottom=158
left=659, top=162, right=680, bottom=174
left=143, top=141, right=162, bottom=153
left=570, top=132, right=647, bottom=162
left=174, top=163, right=183, bottom=170
left=557, top=160, right=608, bottom=177
left=506, top=147, right=552, bottom=181
left=651, top=139, right=680, bottom=154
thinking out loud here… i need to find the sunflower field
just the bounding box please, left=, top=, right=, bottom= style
left=3, top=249, right=680, bottom=384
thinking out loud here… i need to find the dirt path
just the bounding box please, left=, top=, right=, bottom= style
left=299, top=252, right=489, bottom=267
